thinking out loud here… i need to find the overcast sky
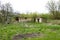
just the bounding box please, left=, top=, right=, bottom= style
left=0, top=0, right=59, bottom=13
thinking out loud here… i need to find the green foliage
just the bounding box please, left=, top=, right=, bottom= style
left=0, top=22, right=60, bottom=40
left=40, top=14, right=50, bottom=19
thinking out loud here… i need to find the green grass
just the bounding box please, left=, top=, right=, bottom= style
left=0, top=22, right=60, bottom=40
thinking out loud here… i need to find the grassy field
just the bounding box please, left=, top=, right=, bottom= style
left=0, top=22, right=60, bottom=40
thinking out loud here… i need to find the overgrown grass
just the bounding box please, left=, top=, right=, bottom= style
left=0, top=22, right=60, bottom=40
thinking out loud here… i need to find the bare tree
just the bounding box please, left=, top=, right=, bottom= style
left=58, top=1, right=60, bottom=12
left=4, top=3, right=13, bottom=24
left=47, top=0, right=58, bottom=19
left=0, top=2, right=13, bottom=24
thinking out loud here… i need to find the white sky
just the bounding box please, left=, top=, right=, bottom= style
left=0, top=0, right=59, bottom=13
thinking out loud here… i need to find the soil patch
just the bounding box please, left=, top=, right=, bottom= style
left=12, top=33, right=44, bottom=40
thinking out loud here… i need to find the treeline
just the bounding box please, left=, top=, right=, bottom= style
left=0, top=0, right=60, bottom=24
left=0, top=2, right=51, bottom=24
